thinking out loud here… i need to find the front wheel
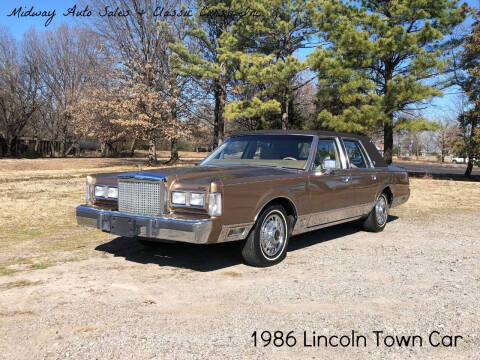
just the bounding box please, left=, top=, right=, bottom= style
left=241, top=204, right=290, bottom=267
left=363, top=193, right=389, bottom=232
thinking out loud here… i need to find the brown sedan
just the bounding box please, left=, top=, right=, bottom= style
left=76, top=130, right=410, bottom=267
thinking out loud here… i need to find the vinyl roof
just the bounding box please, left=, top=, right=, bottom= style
left=232, top=129, right=369, bottom=140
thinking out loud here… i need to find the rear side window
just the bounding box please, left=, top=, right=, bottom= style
left=343, top=140, right=369, bottom=168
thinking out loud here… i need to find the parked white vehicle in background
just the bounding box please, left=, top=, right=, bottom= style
left=451, top=156, right=467, bottom=164
left=451, top=156, right=478, bottom=165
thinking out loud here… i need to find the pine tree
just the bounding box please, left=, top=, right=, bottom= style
left=456, top=8, right=480, bottom=177
left=170, top=0, right=242, bottom=147
left=309, top=0, right=466, bottom=164
left=225, top=0, right=314, bottom=130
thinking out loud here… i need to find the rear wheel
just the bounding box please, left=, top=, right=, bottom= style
left=363, top=193, right=389, bottom=232
left=241, top=204, right=290, bottom=267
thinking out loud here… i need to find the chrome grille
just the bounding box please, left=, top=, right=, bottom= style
left=118, top=180, right=165, bottom=216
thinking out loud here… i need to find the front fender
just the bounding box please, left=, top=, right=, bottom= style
left=251, top=187, right=298, bottom=222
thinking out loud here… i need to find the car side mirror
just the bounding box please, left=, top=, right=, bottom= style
left=318, top=168, right=336, bottom=175
left=313, top=159, right=337, bottom=176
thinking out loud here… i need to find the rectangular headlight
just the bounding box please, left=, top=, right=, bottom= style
left=208, top=193, right=222, bottom=216
left=94, top=185, right=106, bottom=198
left=107, top=187, right=118, bottom=199
left=171, top=191, right=186, bottom=205
left=190, top=192, right=205, bottom=207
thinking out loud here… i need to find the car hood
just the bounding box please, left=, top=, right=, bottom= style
left=89, top=165, right=300, bottom=187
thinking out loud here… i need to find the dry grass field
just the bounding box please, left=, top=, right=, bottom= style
left=0, top=157, right=194, bottom=274
left=0, top=158, right=479, bottom=359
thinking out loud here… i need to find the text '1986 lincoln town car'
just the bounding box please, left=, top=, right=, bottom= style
left=76, top=131, right=410, bottom=267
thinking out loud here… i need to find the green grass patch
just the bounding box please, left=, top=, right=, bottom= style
left=29, top=263, right=53, bottom=270
left=0, top=267, right=16, bottom=276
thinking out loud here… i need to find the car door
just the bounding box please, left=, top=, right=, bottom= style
left=307, top=137, right=356, bottom=227
left=340, top=138, right=378, bottom=215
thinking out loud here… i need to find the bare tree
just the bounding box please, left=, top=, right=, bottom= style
left=0, top=27, right=40, bottom=156
left=431, top=117, right=459, bottom=162
left=89, top=0, right=195, bottom=164
left=23, top=25, right=105, bottom=157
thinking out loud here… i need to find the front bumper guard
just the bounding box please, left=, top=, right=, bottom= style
left=76, top=205, right=212, bottom=244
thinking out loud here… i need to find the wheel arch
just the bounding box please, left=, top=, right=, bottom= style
left=254, top=196, right=298, bottom=224
left=379, top=186, right=393, bottom=206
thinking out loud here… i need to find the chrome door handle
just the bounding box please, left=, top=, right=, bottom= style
left=341, top=176, right=351, bottom=183
left=371, top=175, right=377, bottom=181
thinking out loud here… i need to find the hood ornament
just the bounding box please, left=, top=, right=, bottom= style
left=138, top=164, right=142, bottom=173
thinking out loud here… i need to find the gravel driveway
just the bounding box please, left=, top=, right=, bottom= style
left=1, top=208, right=479, bottom=360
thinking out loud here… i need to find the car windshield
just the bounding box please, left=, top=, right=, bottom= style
left=200, top=135, right=313, bottom=170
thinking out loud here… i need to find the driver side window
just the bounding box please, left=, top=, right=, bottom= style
left=313, top=139, right=341, bottom=170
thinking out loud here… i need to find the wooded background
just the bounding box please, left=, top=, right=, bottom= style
left=0, top=0, right=479, bottom=175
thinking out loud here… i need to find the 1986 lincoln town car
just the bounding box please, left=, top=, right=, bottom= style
left=76, top=130, right=410, bottom=267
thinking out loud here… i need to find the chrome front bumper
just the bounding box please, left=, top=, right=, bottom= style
left=76, top=205, right=212, bottom=244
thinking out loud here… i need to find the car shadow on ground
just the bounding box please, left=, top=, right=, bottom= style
left=95, top=215, right=399, bottom=272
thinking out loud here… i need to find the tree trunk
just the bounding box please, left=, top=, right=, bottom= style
left=168, top=138, right=179, bottom=164
left=100, top=142, right=107, bottom=157
left=464, top=116, right=478, bottom=178
left=213, top=85, right=220, bottom=148
left=60, top=141, right=66, bottom=157
left=65, top=142, right=76, bottom=157
left=281, top=88, right=290, bottom=130
left=8, top=136, right=17, bottom=157
left=219, top=83, right=225, bottom=145
left=50, top=141, right=56, bottom=157
left=0, top=136, right=7, bottom=157
left=465, top=159, right=473, bottom=178
left=129, top=138, right=136, bottom=157
left=148, top=134, right=157, bottom=165
left=383, top=119, right=393, bottom=165
left=213, top=67, right=226, bottom=148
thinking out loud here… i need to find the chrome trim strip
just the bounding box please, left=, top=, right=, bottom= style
left=304, top=135, right=317, bottom=171
left=293, top=214, right=365, bottom=235
left=335, top=137, right=348, bottom=169
left=118, top=172, right=167, bottom=181
left=339, top=138, right=351, bottom=169
left=76, top=205, right=212, bottom=244
left=86, top=183, right=91, bottom=204
left=292, top=202, right=374, bottom=235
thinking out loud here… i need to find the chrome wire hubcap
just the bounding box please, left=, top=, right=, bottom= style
left=260, top=212, right=286, bottom=258
left=375, top=196, right=388, bottom=226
